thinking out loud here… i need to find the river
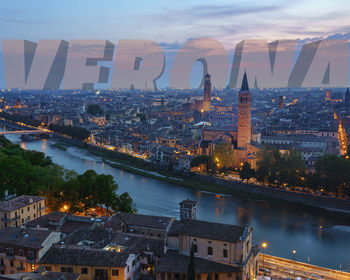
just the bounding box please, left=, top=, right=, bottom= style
left=2, top=132, right=350, bottom=271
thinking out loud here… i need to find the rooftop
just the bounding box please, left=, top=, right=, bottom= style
left=40, top=246, right=129, bottom=267
left=155, top=250, right=241, bottom=273
left=109, top=212, right=173, bottom=231
left=0, top=271, right=79, bottom=280
left=168, top=219, right=247, bottom=243
left=0, top=228, right=52, bottom=249
left=0, top=196, right=45, bottom=212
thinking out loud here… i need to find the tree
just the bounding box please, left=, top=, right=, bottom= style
left=315, top=154, right=350, bottom=194
left=239, top=162, right=255, bottom=183
left=213, top=142, right=235, bottom=171
left=87, top=104, right=104, bottom=115
left=0, top=137, right=138, bottom=214
left=114, top=193, right=137, bottom=213
left=48, top=124, right=90, bottom=141
left=187, top=243, right=196, bottom=280
left=256, top=147, right=305, bottom=187
left=190, top=155, right=211, bottom=173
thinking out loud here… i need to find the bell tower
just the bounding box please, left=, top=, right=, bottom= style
left=237, top=72, right=252, bottom=148
left=203, top=73, right=212, bottom=112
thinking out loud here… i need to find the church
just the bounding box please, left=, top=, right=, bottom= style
left=199, top=72, right=260, bottom=168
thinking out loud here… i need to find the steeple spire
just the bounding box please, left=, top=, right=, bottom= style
left=240, top=71, right=249, bottom=92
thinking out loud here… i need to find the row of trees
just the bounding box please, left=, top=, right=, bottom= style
left=191, top=143, right=350, bottom=197
left=0, top=136, right=136, bottom=215
left=48, top=124, right=90, bottom=141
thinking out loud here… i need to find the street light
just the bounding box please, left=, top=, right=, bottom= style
left=261, top=242, right=268, bottom=269
left=292, top=250, right=296, bottom=262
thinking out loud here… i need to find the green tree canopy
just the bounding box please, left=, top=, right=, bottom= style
left=87, top=104, right=104, bottom=115
left=0, top=136, right=136, bottom=215
left=213, top=142, right=235, bottom=170
left=239, top=162, right=255, bottom=183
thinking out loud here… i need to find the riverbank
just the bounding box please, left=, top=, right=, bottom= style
left=65, top=137, right=350, bottom=214
left=1, top=119, right=350, bottom=214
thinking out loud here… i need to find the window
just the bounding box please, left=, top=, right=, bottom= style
left=19, top=249, right=24, bottom=256
left=0, top=247, right=3, bottom=253
left=28, top=251, right=34, bottom=259
left=33, top=205, right=36, bottom=209
left=112, top=269, right=119, bottom=276
left=8, top=248, right=13, bottom=256
left=223, top=249, right=228, bottom=258
left=214, top=274, right=218, bottom=280
left=208, top=247, right=213, bottom=256
left=39, top=203, right=41, bottom=209
left=81, top=268, right=88, bottom=274
left=227, top=273, right=232, bottom=278
left=10, top=260, right=13, bottom=267
left=27, top=207, right=30, bottom=211
left=127, top=266, right=129, bottom=272
left=33, top=214, right=36, bottom=219
left=132, top=260, right=136, bottom=267
left=22, top=219, right=24, bottom=224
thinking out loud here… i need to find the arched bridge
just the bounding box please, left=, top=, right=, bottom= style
left=0, top=130, right=48, bottom=135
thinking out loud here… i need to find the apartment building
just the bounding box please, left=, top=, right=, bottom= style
left=0, top=228, right=60, bottom=275
left=0, top=196, right=47, bottom=229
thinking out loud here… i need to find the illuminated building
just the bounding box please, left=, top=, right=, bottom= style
left=237, top=72, right=252, bottom=148
left=203, top=73, right=212, bottom=112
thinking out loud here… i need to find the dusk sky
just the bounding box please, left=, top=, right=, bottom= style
left=1, top=0, right=350, bottom=88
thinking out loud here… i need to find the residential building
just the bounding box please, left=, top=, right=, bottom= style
left=0, top=196, right=47, bottom=229
left=0, top=228, right=60, bottom=275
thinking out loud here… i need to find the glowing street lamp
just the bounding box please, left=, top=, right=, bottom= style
left=292, top=249, right=296, bottom=262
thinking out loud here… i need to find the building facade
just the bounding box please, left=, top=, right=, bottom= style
left=0, top=196, right=47, bottom=229
left=0, top=228, right=60, bottom=275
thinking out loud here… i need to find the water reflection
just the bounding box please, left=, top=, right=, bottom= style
left=1, top=131, right=350, bottom=270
